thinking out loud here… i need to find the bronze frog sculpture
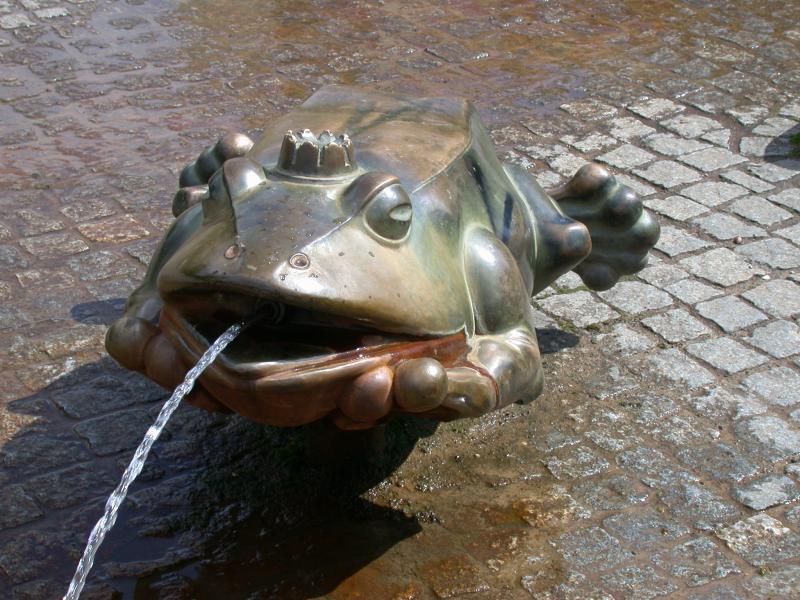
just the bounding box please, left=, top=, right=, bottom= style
left=106, top=86, right=659, bottom=430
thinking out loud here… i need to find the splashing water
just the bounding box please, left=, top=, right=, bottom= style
left=64, top=322, right=243, bottom=600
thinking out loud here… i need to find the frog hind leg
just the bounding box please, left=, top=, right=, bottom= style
left=503, top=162, right=591, bottom=295
left=549, top=163, right=660, bottom=291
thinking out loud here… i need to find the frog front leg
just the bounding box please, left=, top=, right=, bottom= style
left=337, top=227, right=543, bottom=427
left=106, top=132, right=255, bottom=408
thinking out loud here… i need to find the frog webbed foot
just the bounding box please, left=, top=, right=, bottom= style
left=551, top=163, right=660, bottom=291
left=172, top=132, right=254, bottom=217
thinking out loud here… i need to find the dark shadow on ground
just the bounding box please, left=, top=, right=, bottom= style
left=0, top=356, right=436, bottom=599
left=536, top=327, right=580, bottom=355
left=71, top=298, right=126, bottom=326
left=765, top=122, right=800, bottom=165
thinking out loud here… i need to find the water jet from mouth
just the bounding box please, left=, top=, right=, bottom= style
left=63, top=322, right=244, bottom=600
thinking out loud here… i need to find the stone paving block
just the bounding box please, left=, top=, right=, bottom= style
left=656, top=225, right=712, bottom=256
left=701, top=129, right=732, bottom=147
left=602, top=507, right=690, bottom=551
left=607, top=116, right=656, bottom=140
left=734, top=416, right=800, bottom=462
left=689, top=386, right=766, bottom=421
left=693, top=213, right=766, bottom=240
left=571, top=474, right=648, bottom=511
left=652, top=538, right=740, bottom=586
left=561, top=99, right=618, bottom=121
left=544, top=445, right=610, bottom=479
left=615, top=172, right=657, bottom=197
left=679, top=248, right=755, bottom=286
left=73, top=409, right=152, bottom=456
left=0, top=485, right=42, bottom=530
left=686, top=337, right=768, bottom=374
left=18, top=232, right=89, bottom=258
left=740, top=135, right=793, bottom=158
left=736, top=238, right=800, bottom=269
left=728, top=195, right=792, bottom=226
left=679, top=181, right=749, bottom=207
left=617, top=446, right=698, bottom=489
left=726, top=105, right=769, bottom=126
left=1, top=432, right=92, bottom=471
left=720, top=169, right=775, bottom=193
left=651, top=413, right=717, bottom=446
left=537, top=291, right=618, bottom=328
left=695, top=295, right=767, bottom=332
left=677, top=443, right=760, bottom=483
left=661, top=483, right=742, bottom=531
left=732, top=475, right=800, bottom=511
left=742, top=366, right=800, bottom=407
left=418, top=554, right=489, bottom=598
left=776, top=223, right=800, bottom=246
left=742, top=279, right=800, bottom=318
left=637, top=263, right=689, bottom=288
left=643, top=133, right=710, bottom=157
left=744, top=320, right=800, bottom=358
left=633, top=160, right=703, bottom=188
left=780, top=102, right=800, bottom=119
left=547, top=152, right=589, bottom=176
left=678, top=147, right=747, bottom=172
left=76, top=214, right=150, bottom=243
left=596, top=143, right=655, bottom=169
left=644, top=195, right=709, bottom=221
left=66, top=249, right=141, bottom=281
left=642, top=308, right=711, bottom=342
left=628, top=98, right=684, bottom=120
left=592, top=323, right=656, bottom=357
left=646, top=348, right=715, bottom=388
left=748, top=160, right=800, bottom=183
left=660, top=114, right=722, bottom=138
left=23, top=462, right=117, bottom=511
left=0, top=13, right=35, bottom=29
left=552, top=526, right=631, bottom=570
left=717, top=513, right=800, bottom=566
left=753, top=116, right=797, bottom=137
left=768, top=187, right=800, bottom=211
left=664, top=278, right=723, bottom=304
left=560, top=132, right=617, bottom=153
left=599, top=566, right=678, bottom=600
left=598, top=281, right=672, bottom=314
left=742, top=565, right=800, bottom=598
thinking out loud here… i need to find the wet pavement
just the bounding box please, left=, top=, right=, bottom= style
left=1, top=0, right=799, bottom=598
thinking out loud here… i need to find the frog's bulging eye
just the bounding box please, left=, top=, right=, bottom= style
left=202, top=170, right=233, bottom=222
left=364, top=183, right=413, bottom=241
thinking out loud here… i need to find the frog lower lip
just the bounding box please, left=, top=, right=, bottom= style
left=158, top=304, right=424, bottom=377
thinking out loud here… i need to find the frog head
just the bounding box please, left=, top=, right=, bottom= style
left=109, top=130, right=472, bottom=425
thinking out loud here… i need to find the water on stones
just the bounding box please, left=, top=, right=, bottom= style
left=63, top=323, right=244, bottom=600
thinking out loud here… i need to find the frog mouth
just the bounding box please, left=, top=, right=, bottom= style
left=159, top=298, right=467, bottom=386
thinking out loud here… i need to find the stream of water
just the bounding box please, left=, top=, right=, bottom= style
left=63, top=323, right=244, bottom=600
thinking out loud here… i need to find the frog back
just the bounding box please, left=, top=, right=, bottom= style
left=248, top=85, right=474, bottom=192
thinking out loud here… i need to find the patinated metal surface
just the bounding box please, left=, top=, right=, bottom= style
left=105, top=85, right=659, bottom=429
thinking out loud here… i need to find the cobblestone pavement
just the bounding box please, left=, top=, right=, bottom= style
left=1, top=0, right=799, bottom=598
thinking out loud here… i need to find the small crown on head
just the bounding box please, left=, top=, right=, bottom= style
left=276, top=129, right=356, bottom=178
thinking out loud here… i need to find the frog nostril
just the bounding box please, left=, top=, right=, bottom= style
left=288, top=252, right=310, bottom=269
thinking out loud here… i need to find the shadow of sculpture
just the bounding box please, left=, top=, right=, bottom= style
left=0, top=291, right=578, bottom=598
left=764, top=121, right=800, bottom=165
left=0, top=353, right=433, bottom=598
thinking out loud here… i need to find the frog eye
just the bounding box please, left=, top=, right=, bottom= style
left=364, top=183, right=413, bottom=241
left=202, top=169, right=233, bottom=222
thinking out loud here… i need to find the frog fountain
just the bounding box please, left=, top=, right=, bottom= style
left=106, top=85, right=660, bottom=431
left=67, top=86, right=659, bottom=598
